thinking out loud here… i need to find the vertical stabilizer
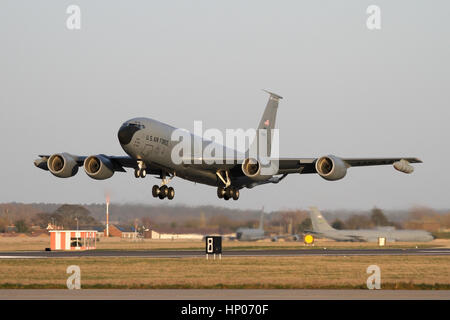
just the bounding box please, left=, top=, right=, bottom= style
left=249, top=90, right=283, bottom=158
left=259, top=207, right=265, bottom=230
left=257, top=90, right=282, bottom=131
left=308, top=207, right=335, bottom=232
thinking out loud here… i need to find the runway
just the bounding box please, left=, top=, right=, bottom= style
left=0, top=289, right=448, bottom=300
left=1, top=248, right=449, bottom=258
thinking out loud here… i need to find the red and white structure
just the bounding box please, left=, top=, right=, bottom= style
left=49, top=230, right=97, bottom=251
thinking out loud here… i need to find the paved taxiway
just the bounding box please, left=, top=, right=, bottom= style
left=0, top=289, right=448, bottom=300
left=0, top=248, right=449, bottom=258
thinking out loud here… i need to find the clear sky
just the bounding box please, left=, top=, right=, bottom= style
left=0, top=1, right=449, bottom=211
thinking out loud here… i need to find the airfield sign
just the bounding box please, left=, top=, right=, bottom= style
left=205, top=236, right=222, bottom=260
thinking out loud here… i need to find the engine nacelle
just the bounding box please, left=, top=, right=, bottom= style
left=47, top=153, right=79, bottom=178
left=315, top=155, right=347, bottom=181
left=393, top=159, right=414, bottom=174
left=84, top=155, right=114, bottom=180
left=241, top=157, right=278, bottom=181
left=242, top=158, right=261, bottom=178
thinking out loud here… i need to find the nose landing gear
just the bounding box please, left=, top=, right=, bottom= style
left=134, top=161, right=147, bottom=178
left=134, top=168, right=147, bottom=178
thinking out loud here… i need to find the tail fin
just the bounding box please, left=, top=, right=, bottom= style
left=308, top=207, right=335, bottom=232
left=249, top=90, right=282, bottom=157
left=258, top=90, right=282, bottom=131
left=259, top=207, right=265, bottom=230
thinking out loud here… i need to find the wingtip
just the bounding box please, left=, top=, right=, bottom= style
left=407, top=158, right=423, bottom=164
left=262, top=89, right=283, bottom=99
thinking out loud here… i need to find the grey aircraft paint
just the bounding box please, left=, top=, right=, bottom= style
left=235, top=210, right=300, bottom=242
left=34, top=91, right=422, bottom=201
left=307, top=207, right=434, bottom=242
left=235, top=211, right=266, bottom=241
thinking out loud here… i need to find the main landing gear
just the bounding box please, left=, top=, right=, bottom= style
left=217, top=186, right=239, bottom=201
left=151, top=172, right=175, bottom=200
left=152, top=185, right=175, bottom=200
left=215, top=169, right=239, bottom=201
left=133, top=162, right=175, bottom=200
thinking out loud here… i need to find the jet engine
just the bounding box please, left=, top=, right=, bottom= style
left=315, top=155, right=347, bottom=181
left=47, top=153, right=79, bottom=178
left=84, top=155, right=115, bottom=180
left=242, top=158, right=261, bottom=178
left=241, top=157, right=278, bottom=181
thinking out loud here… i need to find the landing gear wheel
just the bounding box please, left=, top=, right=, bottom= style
left=135, top=168, right=146, bottom=178
left=152, top=185, right=160, bottom=198
left=217, top=187, right=225, bottom=199
left=232, top=188, right=239, bottom=201
left=159, top=185, right=168, bottom=199
left=225, top=187, right=233, bottom=199
left=223, top=194, right=230, bottom=200
left=167, top=187, right=175, bottom=200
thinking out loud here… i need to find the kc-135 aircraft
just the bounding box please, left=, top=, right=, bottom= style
left=234, top=210, right=300, bottom=242
left=34, top=91, right=422, bottom=201
left=307, top=207, right=433, bottom=242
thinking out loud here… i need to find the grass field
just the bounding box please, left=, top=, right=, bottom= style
left=0, top=236, right=448, bottom=252
left=0, top=256, right=448, bottom=289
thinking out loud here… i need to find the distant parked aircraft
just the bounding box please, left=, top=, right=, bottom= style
left=306, top=207, right=434, bottom=242
left=235, top=211, right=266, bottom=241
left=235, top=209, right=300, bottom=241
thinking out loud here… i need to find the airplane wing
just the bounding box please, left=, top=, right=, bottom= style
left=35, top=154, right=139, bottom=172
left=270, top=234, right=301, bottom=241
left=305, top=230, right=367, bottom=242
left=341, top=157, right=422, bottom=167
left=34, top=154, right=163, bottom=176
left=179, top=156, right=422, bottom=175
left=276, top=157, right=422, bottom=173
left=346, top=235, right=368, bottom=242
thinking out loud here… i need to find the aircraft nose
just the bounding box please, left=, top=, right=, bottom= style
left=118, top=124, right=140, bottom=145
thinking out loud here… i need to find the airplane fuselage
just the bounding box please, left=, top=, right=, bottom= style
left=314, top=229, right=434, bottom=242
left=235, top=228, right=265, bottom=241
left=119, top=117, right=218, bottom=186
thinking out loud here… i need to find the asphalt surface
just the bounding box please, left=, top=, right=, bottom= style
left=0, top=248, right=449, bottom=258
left=0, top=289, right=448, bottom=300
left=1, top=249, right=448, bottom=300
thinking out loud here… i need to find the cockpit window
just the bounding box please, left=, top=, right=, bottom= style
left=128, top=122, right=145, bottom=130
left=118, top=122, right=145, bottom=145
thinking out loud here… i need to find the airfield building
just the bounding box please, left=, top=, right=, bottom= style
left=49, top=230, right=97, bottom=251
